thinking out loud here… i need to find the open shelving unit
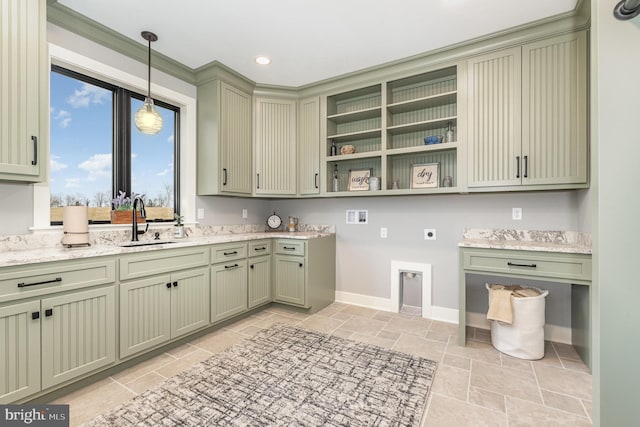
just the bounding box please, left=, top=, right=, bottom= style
left=323, top=66, right=461, bottom=195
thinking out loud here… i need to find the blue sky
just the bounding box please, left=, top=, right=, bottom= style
left=49, top=71, right=175, bottom=207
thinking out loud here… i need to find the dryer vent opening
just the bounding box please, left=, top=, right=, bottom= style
left=390, top=261, right=432, bottom=319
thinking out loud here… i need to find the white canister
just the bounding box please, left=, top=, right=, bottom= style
left=61, top=206, right=90, bottom=247
left=369, top=176, right=381, bottom=191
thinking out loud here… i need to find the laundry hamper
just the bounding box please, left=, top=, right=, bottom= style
left=486, top=284, right=549, bottom=360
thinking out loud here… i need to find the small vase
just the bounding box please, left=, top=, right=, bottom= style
left=173, top=225, right=185, bottom=239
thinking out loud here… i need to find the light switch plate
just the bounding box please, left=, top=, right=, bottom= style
left=197, top=208, right=205, bottom=220
left=512, top=208, right=522, bottom=220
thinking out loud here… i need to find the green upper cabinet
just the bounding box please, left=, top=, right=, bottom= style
left=297, top=96, right=321, bottom=195
left=467, top=48, right=522, bottom=187
left=521, top=32, right=588, bottom=186
left=197, top=79, right=253, bottom=195
left=0, top=0, right=47, bottom=182
left=467, top=31, right=588, bottom=189
left=254, top=96, right=297, bottom=195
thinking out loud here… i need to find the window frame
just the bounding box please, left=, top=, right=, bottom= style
left=50, top=65, right=181, bottom=225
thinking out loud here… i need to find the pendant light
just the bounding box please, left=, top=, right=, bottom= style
left=134, top=31, right=163, bottom=134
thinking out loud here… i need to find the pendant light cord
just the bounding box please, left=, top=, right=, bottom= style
left=147, top=37, right=151, bottom=99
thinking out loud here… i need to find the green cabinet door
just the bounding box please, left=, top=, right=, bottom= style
left=254, top=96, right=297, bottom=195
left=298, top=96, right=321, bottom=195
left=210, top=260, right=248, bottom=323
left=0, top=300, right=40, bottom=403
left=170, top=267, right=210, bottom=339
left=41, top=286, right=116, bottom=389
left=0, top=0, right=46, bottom=182
left=467, top=47, right=522, bottom=188
left=220, top=81, right=253, bottom=194
left=248, top=255, right=271, bottom=309
left=522, top=31, right=588, bottom=185
left=120, top=275, right=172, bottom=358
left=197, top=79, right=253, bottom=195
left=274, top=255, right=306, bottom=306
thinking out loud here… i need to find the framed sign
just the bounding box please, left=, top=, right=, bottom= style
left=410, top=163, right=439, bottom=189
left=348, top=168, right=372, bottom=191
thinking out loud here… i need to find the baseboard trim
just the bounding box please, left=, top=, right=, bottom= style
left=466, top=312, right=572, bottom=344
left=334, top=291, right=392, bottom=312
left=334, top=291, right=457, bottom=324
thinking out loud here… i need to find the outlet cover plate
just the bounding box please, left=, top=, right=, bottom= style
left=424, top=229, right=436, bottom=240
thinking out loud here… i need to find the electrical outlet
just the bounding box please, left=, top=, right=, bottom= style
left=512, top=208, right=522, bottom=220
left=197, top=208, right=205, bottom=220
left=380, top=227, right=387, bottom=238
left=242, top=209, right=248, bottom=219
left=424, top=229, right=436, bottom=240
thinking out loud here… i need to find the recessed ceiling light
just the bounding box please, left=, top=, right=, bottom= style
left=255, top=56, right=271, bottom=65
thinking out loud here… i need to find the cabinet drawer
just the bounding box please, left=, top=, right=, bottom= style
left=0, top=258, right=116, bottom=303
left=275, top=240, right=305, bottom=256
left=248, top=240, right=272, bottom=257
left=211, top=243, right=247, bottom=263
left=120, top=247, right=208, bottom=281
left=463, top=249, right=592, bottom=283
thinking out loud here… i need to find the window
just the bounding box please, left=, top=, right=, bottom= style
left=49, top=66, right=180, bottom=224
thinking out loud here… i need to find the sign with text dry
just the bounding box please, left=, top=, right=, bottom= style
left=410, top=163, right=439, bottom=189
left=348, top=168, right=372, bottom=191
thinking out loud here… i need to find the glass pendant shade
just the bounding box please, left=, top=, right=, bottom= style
left=135, top=97, right=163, bottom=134
left=135, top=31, right=162, bottom=135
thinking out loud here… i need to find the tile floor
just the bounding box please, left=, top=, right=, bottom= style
left=52, top=303, right=592, bottom=426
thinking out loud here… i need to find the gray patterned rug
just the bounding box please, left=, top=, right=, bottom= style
left=84, top=324, right=437, bottom=426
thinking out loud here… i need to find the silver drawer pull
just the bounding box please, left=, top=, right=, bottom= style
left=18, top=277, right=62, bottom=288
left=507, top=262, right=537, bottom=268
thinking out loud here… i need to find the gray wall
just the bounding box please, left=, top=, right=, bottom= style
left=0, top=183, right=33, bottom=234
left=199, top=190, right=581, bottom=315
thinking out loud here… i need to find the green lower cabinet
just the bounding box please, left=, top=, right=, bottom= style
left=120, top=275, right=172, bottom=359
left=248, top=255, right=271, bottom=309
left=0, top=300, right=41, bottom=404
left=169, top=268, right=210, bottom=339
left=120, top=268, right=210, bottom=359
left=41, top=286, right=116, bottom=389
left=274, top=255, right=306, bottom=306
left=211, top=260, right=248, bottom=323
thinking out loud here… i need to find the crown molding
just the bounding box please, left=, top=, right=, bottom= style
left=46, top=2, right=196, bottom=84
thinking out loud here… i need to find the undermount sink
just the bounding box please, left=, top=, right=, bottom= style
left=119, top=241, right=178, bottom=248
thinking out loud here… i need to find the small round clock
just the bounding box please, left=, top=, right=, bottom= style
left=266, top=212, right=282, bottom=230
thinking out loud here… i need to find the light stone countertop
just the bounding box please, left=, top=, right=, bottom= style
left=0, top=231, right=333, bottom=268
left=458, top=228, right=592, bottom=255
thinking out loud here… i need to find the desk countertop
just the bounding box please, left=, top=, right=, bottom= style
left=458, top=229, right=592, bottom=255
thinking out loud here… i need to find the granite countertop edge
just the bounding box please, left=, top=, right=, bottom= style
left=458, top=228, right=592, bottom=255
left=458, top=239, right=592, bottom=254
left=0, top=231, right=334, bottom=268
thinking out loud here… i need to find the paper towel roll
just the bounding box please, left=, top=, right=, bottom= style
left=62, top=206, right=90, bottom=246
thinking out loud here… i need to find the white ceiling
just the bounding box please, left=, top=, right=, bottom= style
left=58, top=0, right=579, bottom=87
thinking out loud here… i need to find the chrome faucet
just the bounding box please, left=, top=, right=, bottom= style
left=132, top=196, right=148, bottom=241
